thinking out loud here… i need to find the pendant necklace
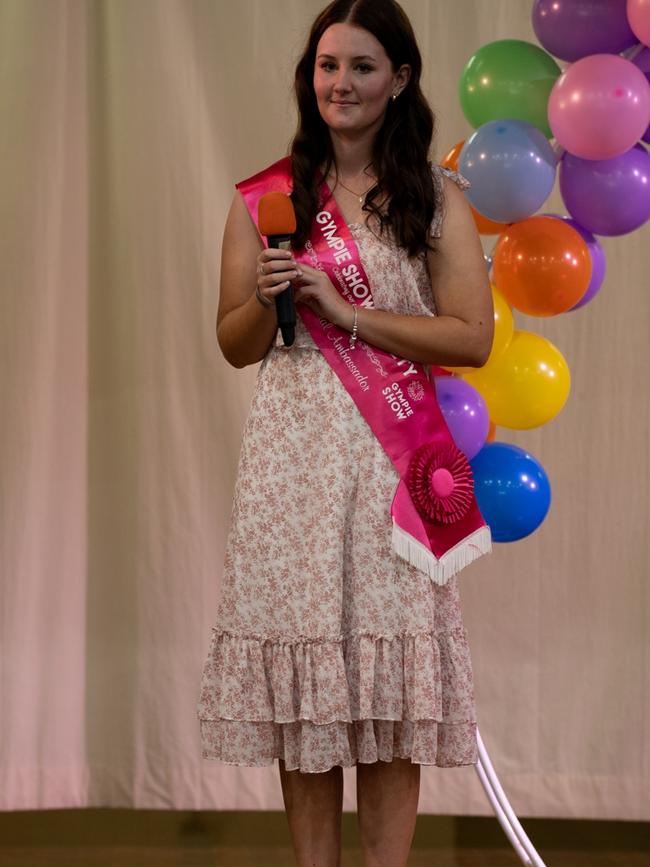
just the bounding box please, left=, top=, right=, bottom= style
left=327, top=170, right=377, bottom=204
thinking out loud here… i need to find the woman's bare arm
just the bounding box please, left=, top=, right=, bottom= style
left=217, top=191, right=298, bottom=369
left=219, top=177, right=494, bottom=369
left=332, top=175, right=494, bottom=367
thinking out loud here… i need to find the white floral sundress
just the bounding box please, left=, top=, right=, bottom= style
left=196, top=166, right=479, bottom=773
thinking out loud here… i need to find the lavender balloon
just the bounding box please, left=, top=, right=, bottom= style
left=532, top=0, right=637, bottom=62
left=559, top=144, right=650, bottom=236
left=459, top=119, right=557, bottom=223
left=434, top=376, right=489, bottom=460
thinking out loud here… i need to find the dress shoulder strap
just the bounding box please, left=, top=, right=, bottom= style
left=434, top=164, right=471, bottom=191
left=429, top=164, right=471, bottom=238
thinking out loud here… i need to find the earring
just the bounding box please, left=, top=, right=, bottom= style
left=392, top=91, right=399, bottom=101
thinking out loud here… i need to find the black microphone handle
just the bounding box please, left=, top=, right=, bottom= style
left=275, top=286, right=295, bottom=347
left=267, top=234, right=296, bottom=347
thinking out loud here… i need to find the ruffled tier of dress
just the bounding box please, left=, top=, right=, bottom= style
left=197, top=628, right=478, bottom=773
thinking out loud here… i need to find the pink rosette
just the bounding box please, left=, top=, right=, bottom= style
left=406, top=441, right=475, bottom=525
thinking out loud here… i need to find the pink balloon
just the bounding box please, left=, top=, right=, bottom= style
left=548, top=54, right=650, bottom=159
left=627, top=0, right=650, bottom=46
left=630, top=46, right=650, bottom=141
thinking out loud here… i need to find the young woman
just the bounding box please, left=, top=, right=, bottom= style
left=197, top=2, right=493, bottom=865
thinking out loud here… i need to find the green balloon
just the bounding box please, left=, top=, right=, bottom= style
left=459, top=39, right=561, bottom=137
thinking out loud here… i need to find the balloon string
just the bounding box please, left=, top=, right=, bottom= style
left=622, top=42, right=645, bottom=62
left=550, top=139, right=565, bottom=160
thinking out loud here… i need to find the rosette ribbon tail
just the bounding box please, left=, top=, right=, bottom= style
left=391, top=515, right=492, bottom=586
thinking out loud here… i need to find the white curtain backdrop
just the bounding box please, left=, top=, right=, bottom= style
left=1, top=0, right=648, bottom=818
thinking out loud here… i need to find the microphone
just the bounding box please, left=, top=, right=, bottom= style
left=258, top=192, right=298, bottom=347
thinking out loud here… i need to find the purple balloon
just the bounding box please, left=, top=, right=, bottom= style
left=543, top=212, right=607, bottom=309
left=561, top=218, right=606, bottom=310
left=434, top=376, right=489, bottom=461
left=532, top=0, right=637, bottom=62
left=559, top=144, right=650, bottom=236
left=631, top=47, right=650, bottom=145
left=632, top=46, right=650, bottom=76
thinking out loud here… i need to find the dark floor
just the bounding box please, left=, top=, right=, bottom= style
left=1, top=846, right=650, bottom=866
left=0, top=811, right=648, bottom=867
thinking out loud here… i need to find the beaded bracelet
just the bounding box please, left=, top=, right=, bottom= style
left=349, top=305, right=358, bottom=350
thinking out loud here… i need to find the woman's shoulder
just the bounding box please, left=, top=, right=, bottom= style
left=429, top=164, right=471, bottom=239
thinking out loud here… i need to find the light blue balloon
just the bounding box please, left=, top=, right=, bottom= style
left=459, top=119, right=558, bottom=222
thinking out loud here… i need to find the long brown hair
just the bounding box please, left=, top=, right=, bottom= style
left=290, top=0, right=437, bottom=257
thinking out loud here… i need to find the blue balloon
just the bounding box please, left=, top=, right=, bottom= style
left=459, top=119, right=557, bottom=222
left=470, top=442, right=551, bottom=542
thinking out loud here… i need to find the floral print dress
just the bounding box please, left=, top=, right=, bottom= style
left=196, top=167, right=479, bottom=773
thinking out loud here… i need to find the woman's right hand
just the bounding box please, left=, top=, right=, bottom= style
left=218, top=190, right=302, bottom=367
left=256, top=249, right=302, bottom=306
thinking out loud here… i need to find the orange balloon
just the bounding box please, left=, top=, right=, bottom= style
left=440, top=140, right=464, bottom=171
left=487, top=420, right=497, bottom=442
left=440, top=141, right=510, bottom=236
left=493, top=216, right=592, bottom=316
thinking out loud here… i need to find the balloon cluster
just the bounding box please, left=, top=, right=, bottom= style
left=434, top=0, right=650, bottom=543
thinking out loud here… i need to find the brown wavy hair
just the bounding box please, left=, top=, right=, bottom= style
left=289, top=0, right=437, bottom=258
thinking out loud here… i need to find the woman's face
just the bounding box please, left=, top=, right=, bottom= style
left=313, top=23, right=408, bottom=138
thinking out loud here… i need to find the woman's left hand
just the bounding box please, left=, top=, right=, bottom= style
left=292, top=262, right=352, bottom=329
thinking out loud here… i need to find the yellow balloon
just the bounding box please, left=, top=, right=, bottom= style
left=444, top=285, right=514, bottom=373
left=462, top=329, right=570, bottom=429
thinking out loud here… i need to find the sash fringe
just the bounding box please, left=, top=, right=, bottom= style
left=392, top=522, right=492, bottom=585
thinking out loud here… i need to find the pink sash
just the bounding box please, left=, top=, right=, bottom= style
left=236, top=156, right=491, bottom=584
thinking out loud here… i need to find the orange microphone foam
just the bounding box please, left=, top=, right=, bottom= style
left=258, top=192, right=297, bottom=237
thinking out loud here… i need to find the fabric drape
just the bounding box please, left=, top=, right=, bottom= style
left=0, top=0, right=648, bottom=818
